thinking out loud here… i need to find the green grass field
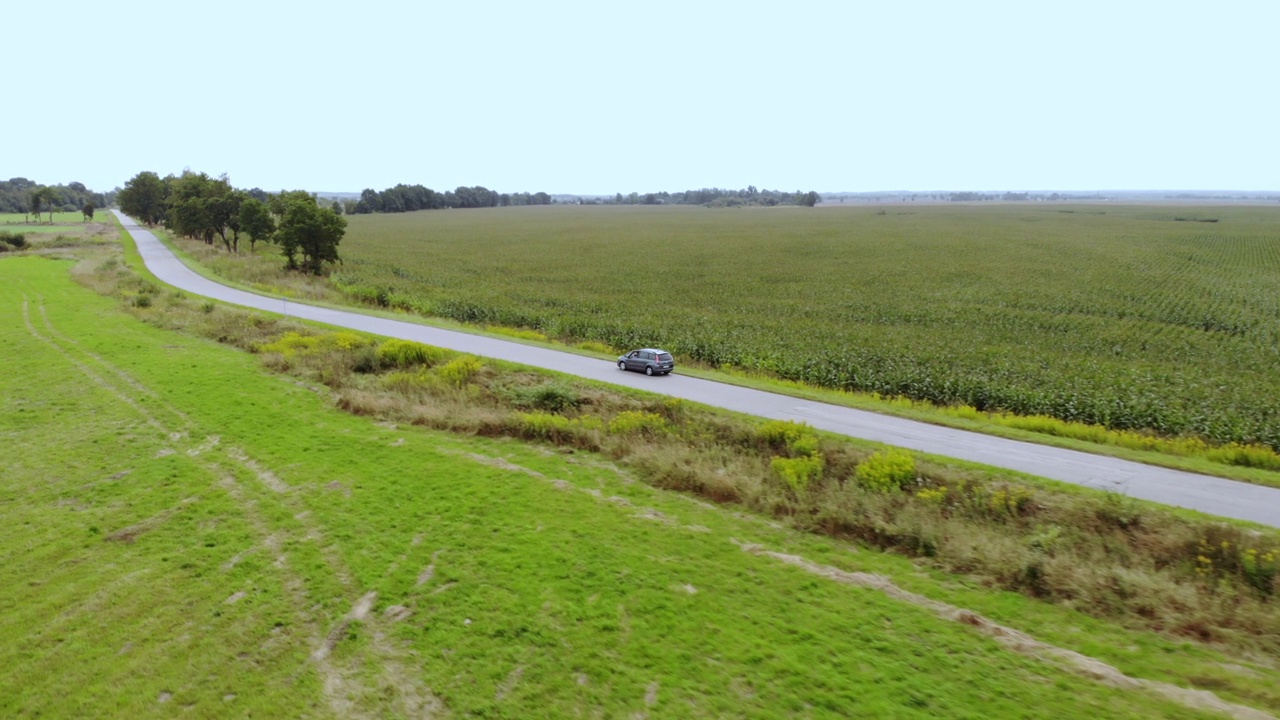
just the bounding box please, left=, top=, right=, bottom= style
left=324, top=204, right=1280, bottom=453
left=4, top=249, right=1276, bottom=717
left=0, top=211, right=104, bottom=233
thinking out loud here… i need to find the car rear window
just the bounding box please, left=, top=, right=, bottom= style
left=657, top=353, right=672, bottom=361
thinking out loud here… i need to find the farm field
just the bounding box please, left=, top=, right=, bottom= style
left=328, top=204, right=1280, bottom=452
left=7, top=255, right=1269, bottom=718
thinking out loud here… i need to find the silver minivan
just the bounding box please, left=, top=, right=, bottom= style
left=617, top=348, right=675, bottom=376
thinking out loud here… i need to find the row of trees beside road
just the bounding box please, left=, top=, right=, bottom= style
left=117, top=170, right=345, bottom=275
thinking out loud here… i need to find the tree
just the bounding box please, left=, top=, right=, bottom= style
left=166, top=171, right=235, bottom=248
left=797, top=190, right=820, bottom=207
left=36, top=187, right=60, bottom=222
left=356, top=188, right=380, bottom=213
left=82, top=202, right=95, bottom=221
left=268, top=189, right=316, bottom=218
left=207, top=184, right=243, bottom=251
left=28, top=190, right=43, bottom=223
left=274, top=197, right=345, bottom=274
left=331, top=200, right=343, bottom=215
left=237, top=198, right=276, bottom=254
left=117, top=171, right=168, bottom=226
left=223, top=190, right=249, bottom=251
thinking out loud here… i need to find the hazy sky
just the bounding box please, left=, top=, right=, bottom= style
left=9, top=1, right=1277, bottom=194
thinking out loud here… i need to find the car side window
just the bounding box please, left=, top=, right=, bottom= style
left=630, top=351, right=640, bottom=358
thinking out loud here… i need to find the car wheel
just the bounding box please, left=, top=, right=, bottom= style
left=645, top=366, right=654, bottom=376
left=618, top=361, right=627, bottom=371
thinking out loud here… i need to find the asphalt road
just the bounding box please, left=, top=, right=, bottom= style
left=116, top=211, right=1280, bottom=528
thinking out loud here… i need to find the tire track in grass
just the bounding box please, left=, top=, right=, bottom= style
left=465, top=449, right=1275, bottom=720
left=20, top=290, right=446, bottom=717
left=729, top=540, right=1275, bottom=720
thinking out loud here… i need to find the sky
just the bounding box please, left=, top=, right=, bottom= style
left=8, top=0, right=1278, bottom=195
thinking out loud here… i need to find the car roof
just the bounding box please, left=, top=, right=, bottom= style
left=638, top=348, right=670, bottom=354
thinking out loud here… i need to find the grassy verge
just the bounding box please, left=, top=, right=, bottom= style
left=146, top=225, right=1280, bottom=490
left=80, top=231, right=1280, bottom=711
left=9, top=252, right=1274, bottom=716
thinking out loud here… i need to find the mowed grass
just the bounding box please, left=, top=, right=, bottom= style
left=328, top=204, right=1280, bottom=452
left=0, top=257, right=1254, bottom=718
left=1, top=211, right=104, bottom=234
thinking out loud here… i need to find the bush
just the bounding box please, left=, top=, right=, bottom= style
left=376, top=339, right=446, bottom=368
left=983, top=485, right=1034, bottom=519
left=507, top=382, right=582, bottom=412
left=258, top=330, right=372, bottom=357
left=257, top=331, right=317, bottom=356
left=608, top=410, right=669, bottom=436
left=759, top=420, right=820, bottom=456
left=381, top=369, right=441, bottom=396
left=0, top=232, right=26, bottom=251
left=325, top=331, right=372, bottom=351
left=855, top=449, right=917, bottom=492
left=352, top=345, right=379, bottom=373
left=772, top=455, right=823, bottom=493
left=436, top=356, right=483, bottom=386
left=915, top=486, right=949, bottom=505
left=516, top=411, right=575, bottom=441
left=1191, top=526, right=1279, bottom=598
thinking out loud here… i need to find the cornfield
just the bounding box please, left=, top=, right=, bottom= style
left=334, top=203, right=1280, bottom=450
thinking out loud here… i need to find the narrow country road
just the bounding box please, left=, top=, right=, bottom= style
left=116, top=211, right=1280, bottom=528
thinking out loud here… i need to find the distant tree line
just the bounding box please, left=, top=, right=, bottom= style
left=606, top=186, right=821, bottom=207
left=351, top=184, right=552, bottom=214
left=117, top=170, right=346, bottom=275
left=1, top=177, right=112, bottom=221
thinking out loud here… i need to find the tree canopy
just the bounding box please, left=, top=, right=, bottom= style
left=274, top=196, right=346, bottom=274
left=117, top=171, right=169, bottom=226
left=119, top=170, right=345, bottom=273
left=237, top=198, right=275, bottom=253
left=351, top=183, right=552, bottom=214
left=0, top=177, right=110, bottom=217
left=165, top=171, right=243, bottom=251
left=606, top=186, right=822, bottom=207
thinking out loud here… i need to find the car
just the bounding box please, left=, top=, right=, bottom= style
left=617, top=348, right=675, bottom=376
